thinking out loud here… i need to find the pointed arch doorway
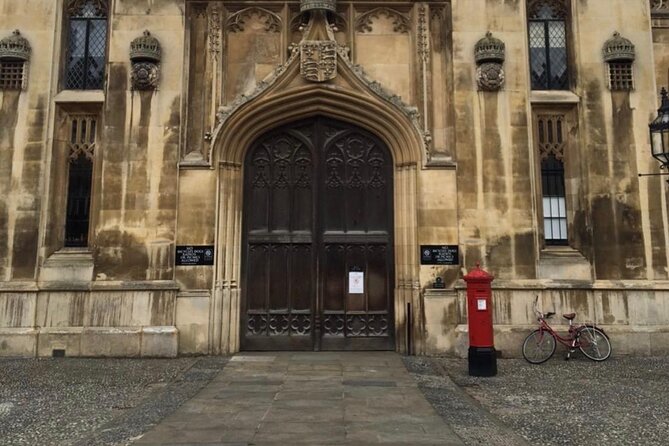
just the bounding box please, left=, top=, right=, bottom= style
left=240, top=117, right=395, bottom=351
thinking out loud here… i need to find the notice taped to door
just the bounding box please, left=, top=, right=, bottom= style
left=349, top=271, right=364, bottom=294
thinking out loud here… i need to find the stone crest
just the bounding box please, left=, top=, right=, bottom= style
left=301, top=40, right=337, bottom=82
left=129, top=30, right=161, bottom=90
left=474, top=32, right=505, bottom=92
left=130, top=62, right=160, bottom=90
left=476, top=63, right=505, bottom=92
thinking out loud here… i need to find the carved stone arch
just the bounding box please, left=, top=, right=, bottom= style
left=355, top=7, right=410, bottom=34
left=208, top=55, right=423, bottom=355
left=225, top=7, right=282, bottom=33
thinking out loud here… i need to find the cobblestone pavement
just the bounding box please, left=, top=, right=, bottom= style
left=0, top=356, right=228, bottom=446
left=405, top=355, right=669, bottom=446
left=1, top=353, right=667, bottom=445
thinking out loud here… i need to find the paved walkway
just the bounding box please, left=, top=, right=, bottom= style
left=135, top=352, right=463, bottom=445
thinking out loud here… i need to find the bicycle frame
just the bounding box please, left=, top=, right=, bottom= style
left=536, top=317, right=580, bottom=349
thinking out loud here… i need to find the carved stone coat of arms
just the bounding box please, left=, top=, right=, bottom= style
left=300, top=40, right=337, bottom=82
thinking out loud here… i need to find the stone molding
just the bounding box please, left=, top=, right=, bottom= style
left=226, top=7, right=282, bottom=33
left=355, top=7, right=410, bottom=34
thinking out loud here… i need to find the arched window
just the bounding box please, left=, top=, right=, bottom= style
left=527, top=0, right=569, bottom=90
left=65, top=0, right=108, bottom=89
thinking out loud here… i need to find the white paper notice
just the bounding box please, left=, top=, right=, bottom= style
left=349, top=272, right=364, bottom=294
left=477, top=298, right=487, bottom=311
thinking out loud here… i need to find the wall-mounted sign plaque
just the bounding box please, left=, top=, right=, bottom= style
left=176, top=245, right=215, bottom=266
left=420, top=245, right=459, bottom=265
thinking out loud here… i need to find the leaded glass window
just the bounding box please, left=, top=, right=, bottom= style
left=65, top=0, right=108, bottom=90
left=528, top=0, right=569, bottom=90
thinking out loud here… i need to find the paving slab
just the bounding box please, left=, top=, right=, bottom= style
left=134, top=352, right=464, bottom=445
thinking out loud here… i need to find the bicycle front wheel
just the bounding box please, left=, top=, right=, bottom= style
left=577, top=326, right=611, bottom=361
left=522, top=329, right=556, bottom=364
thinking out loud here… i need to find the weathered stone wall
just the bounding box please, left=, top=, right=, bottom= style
left=1, top=0, right=669, bottom=357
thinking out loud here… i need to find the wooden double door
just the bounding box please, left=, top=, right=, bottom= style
left=241, top=117, right=395, bottom=350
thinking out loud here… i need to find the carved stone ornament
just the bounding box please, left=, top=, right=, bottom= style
left=474, top=32, right=505, bottom=91
left=527, top=0, right=568, bottom=20
left=131, top=62, right=160, bottom=90
left=477, top=63, right=505, bottom=92
left=301, top=41, right=337, bottom=82
left=0, top=30, right=31, bottom=61
left=652, top=0, right=669, bottom=11
left=129, top=31, right=161, bottom=90
left=602, top=32, right=635, bottom=63
left=475, top=32, right=505, bottom=64
left=355, top=7, right=410, bottom=34
left=301, top=0, right=337, bottom=13
left=226, top=7, right=282, bottom=33
left=130, top=30, right=161, bottom=63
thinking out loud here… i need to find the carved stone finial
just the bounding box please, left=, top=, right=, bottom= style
left=130, top=30, right=161, bottom=62
left=475, top=31, right=505, bottom=64
left=300, top=0, right=337, bottom=13
left=0, top=30, right=31, bottom=61
left=602, top=31, right=635, bottom=63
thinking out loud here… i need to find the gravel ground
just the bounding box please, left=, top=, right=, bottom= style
left=0, top=356, right=228, bottom=446
left=406, top=354, right=669, bottom=446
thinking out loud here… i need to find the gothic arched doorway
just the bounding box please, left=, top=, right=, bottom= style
left=240, top=117, right=395, bottom=350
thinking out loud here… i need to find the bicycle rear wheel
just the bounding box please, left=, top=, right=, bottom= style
left=522, top=329, right=556, bottom=364
left=577, top=326, right=611, bottom=361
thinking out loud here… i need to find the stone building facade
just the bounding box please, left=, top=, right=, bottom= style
left=1, top=0, right=669, bottom=357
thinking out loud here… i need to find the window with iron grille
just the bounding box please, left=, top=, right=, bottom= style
left=0, top=61, right=26, bottom=89
left=65, top=0, right=108, bottom=90
left=65, top=115, right=96, bottom=247
left=536, top=114, right=568, bottom=245
left=608, top=62, right=634, bottom=91
left=527, top=0, right=569, bottom=90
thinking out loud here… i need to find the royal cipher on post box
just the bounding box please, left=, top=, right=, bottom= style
left=463, top=263, right=497, bottom=377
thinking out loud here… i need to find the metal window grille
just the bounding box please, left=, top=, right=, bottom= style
left=536, top=114, right=568, bottom=245
left=0, top=61, right=25, bottom=89
left=608, top=62, right=634, bottom=91
left=65, top=0, right=108, bottom=90
left=65, top=115, right=96, bottom=247
left=528, top=1, right=569, bottom=90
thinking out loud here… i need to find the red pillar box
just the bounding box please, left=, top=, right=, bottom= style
left=463, top=263, right=497, bottom=377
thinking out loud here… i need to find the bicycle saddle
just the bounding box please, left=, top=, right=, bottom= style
left=562, top=313, right=576, bottom=320
left=544, top=312, right=555, bottom=318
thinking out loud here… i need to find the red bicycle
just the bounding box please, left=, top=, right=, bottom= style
left=522, top=297, right=612, bottom=364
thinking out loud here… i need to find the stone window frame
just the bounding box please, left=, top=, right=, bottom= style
left=61, top=0, right=110, bottom=91
left=64, top=114, right=98, bottom=248
left=45, top=105, right=103, bottom=256
left=531, top=106, right=579, bottom=250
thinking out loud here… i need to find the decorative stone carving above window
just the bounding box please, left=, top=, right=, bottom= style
left=0, top=30, right=31, bottom=89
left=355, top=7, right=410, bottom=34
left=474, top=32, right=505, bottom=91
left=301, top=0, right=337, bottom=13
left=602, top=32, right=635, bottom=91
left=226, top=7, right=282, bottom=33
left=527, top=0, right=568, bottom=19
left=602, top=32, right=635, bottom=63
left=129, top=30, right=161, bottom=90
left=651, top=0, right=669, bottom=12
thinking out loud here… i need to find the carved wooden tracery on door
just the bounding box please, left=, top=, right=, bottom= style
left=241, top=117, right=395, bottom=350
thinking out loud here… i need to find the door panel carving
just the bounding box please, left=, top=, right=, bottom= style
left=241, top=118, right=394, bottom=350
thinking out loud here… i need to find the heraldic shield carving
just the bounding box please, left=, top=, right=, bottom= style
left=300, top=40, right=337, bottom=82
